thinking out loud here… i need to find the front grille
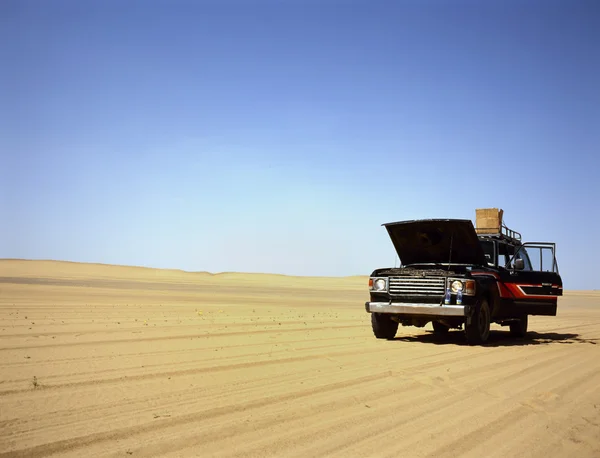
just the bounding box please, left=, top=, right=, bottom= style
left=388, top=276, right=446, bottom=296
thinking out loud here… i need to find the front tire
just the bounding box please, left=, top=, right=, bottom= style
left=509, top=315, right=528, bottom=337
left=371, top=313, right=398, bottom=340
left=465, top=299, right=491, bottom=345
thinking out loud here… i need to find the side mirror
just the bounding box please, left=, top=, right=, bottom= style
left=514, top=258, right=525, bottom=271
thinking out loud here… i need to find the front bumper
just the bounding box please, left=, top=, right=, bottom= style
left=366, top=301, right=466, bottom=317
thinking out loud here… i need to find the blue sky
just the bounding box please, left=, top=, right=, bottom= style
left=1, top=0, right=599, bottom=289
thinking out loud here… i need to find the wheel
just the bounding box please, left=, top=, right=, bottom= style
left=432, top=321, right=450, bottom=334
left=371, top=313, right=398, bottom=340
left=509, top=315, right=528, bottom=337
left=465, top=299, right=491, bottom=345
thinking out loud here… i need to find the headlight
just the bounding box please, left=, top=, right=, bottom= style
left=451, top=280, right=463, bottom=293
left=448, top=278, right=476, bottom=295
left=373, top=278, right=387, bottom=291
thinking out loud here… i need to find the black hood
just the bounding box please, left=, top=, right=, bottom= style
left=383, top=219, right=487, bottom=266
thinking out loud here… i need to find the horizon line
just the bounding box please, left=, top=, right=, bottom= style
left=0, top=258, right=369, bottom=279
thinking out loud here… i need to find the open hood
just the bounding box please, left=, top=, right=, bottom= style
left=383, top=219, right=487, bottom=266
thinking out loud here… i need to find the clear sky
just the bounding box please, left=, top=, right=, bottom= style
left=1, top=0, right=599, bottom=289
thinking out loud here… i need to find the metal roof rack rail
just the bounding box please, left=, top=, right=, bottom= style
left=500, top=224, right=521, bottom=242
left=476, top=224, right=522, bottom=243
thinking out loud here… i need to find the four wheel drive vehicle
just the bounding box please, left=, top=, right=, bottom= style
left=365, top=216, right=563, bottom=345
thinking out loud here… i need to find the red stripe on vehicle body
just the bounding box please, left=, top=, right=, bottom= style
left=469, top=272, right=513, bottom=298
left=497, top=282, right=513, bottom=298
left=504, top=283, right=559, bottom=299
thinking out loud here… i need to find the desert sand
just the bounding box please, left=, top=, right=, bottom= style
left=0, top=259, right=598, bottom=458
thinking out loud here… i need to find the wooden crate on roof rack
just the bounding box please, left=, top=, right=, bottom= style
left=475, top=208, right=504, bottom=234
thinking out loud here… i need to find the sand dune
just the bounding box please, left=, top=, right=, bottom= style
left=1, top=260, right=599, bottom=457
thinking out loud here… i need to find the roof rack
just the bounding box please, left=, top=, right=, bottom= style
left=477, top=224, right=522, bottom=243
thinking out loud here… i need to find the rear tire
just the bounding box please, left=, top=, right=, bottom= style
left=509, top=315, right=528, bottom=337
left=465, top=299, right=491, bottom=345
left=432, top=321, right=450, bottom=334
left=371, top=313, right=398, bottom=340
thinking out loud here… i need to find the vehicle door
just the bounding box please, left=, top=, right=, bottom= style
left=503, top=243, right=562, bottom=316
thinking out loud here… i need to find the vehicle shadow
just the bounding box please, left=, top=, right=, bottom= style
left=392, top=330, right=598, bottom=347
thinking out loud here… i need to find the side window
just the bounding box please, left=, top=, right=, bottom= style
left=497, top=252, right=508, bottom=268
left=480, top=241, right=495, bottom=266
left=514, top=245, right=557, bottom=273
left=497, top=242, right=514, bottom=269
left=526, top=247, right=555, bottom=272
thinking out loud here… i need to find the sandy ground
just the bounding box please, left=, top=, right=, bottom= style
left=0, top=259, right=599, bottom=458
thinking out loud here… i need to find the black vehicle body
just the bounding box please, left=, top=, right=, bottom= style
left=365, top=219, right=562, bottom=344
